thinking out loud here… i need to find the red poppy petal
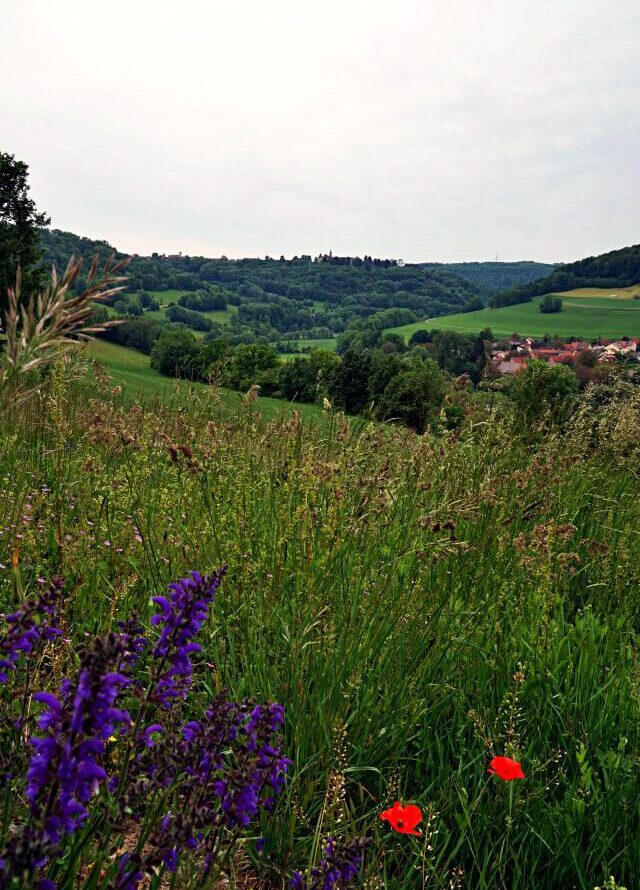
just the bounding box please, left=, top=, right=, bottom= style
left=403, top=805, right=423, bottom=827
left=488, top=756, right=525, bottom=780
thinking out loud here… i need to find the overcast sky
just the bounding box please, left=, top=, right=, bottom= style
left=1, top=1, right=639, bottom=263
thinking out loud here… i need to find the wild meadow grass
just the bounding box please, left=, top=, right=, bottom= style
left=1, top=355, right=639, bottom=888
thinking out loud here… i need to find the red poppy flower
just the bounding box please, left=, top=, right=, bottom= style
left=379, top=801, right=423, bottom=835
left=488, top=755, right=525, bottom=781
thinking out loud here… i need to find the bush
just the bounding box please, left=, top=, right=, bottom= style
left=509, top=358, right=579, bottom=427
left=540, top=294, right=563, bottom=314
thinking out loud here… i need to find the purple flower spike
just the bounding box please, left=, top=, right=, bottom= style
left=150, top=568, right=227, bottom=709
left=26, top=632, right=132, bottom=855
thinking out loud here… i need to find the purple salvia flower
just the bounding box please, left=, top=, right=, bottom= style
left=0, top=577, right=63, bottom=683
left=150, top=568, right=226, bottom=708
left=26, top=633, right=131, bottom=847
left=0, top=631, right=137, bottom=887
left=0, top=826, right=56, bottom=889
left=118, top=692, right=289, bottom=882
left=143, top=724, right=163, bottom=747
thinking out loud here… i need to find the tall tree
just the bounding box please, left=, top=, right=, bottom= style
left=379, top=357, right=445, bottom=433
left=0, top=152, right=50, bottom=312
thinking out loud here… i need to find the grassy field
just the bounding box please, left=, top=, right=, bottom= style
left=388, top=285, right=640, bottom=341
left=85, top=339, right=322, bottom=421
left=279, top=337, right=338, bottom=360
left=2, top=373, right=640, bottom=888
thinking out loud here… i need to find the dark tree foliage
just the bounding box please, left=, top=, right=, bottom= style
left=509, top=360, right=579, bottom=428
left=166, top=304, right=212, bottom=331
left=220, top=343, right=279, bottom=391
left=378, top=357, right=445, bottom=433
left=150, top=327, right=201, bottom=378
left=336, top=309, right=417, bottom=355
left=327, top=349, right=373, bottom=415
left=539, top=294, right=563, bottom=314
left=428, top=330, right=489, bottom=383
left=367, top=350, right=404, bottom=402
left=462, top=296, right=484, bottom=313
left=101, top=317, right=165, bottom=354
left=276, top=350, right=340, bottom=403
left=408, top=329, right=432, bottom=346
left=421, top=261, right=559, bottom=292
left=137, top=289, right=159, bottom=310
left=178, top=289, right=227, bottom=311
left=0, top=153, right=50, bottom=311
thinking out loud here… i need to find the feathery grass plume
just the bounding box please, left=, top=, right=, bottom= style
left=0, top=253, right=127, bottom=405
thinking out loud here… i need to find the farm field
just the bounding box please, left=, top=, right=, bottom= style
left=387, top=285, right=640, bottom=341
left=85, top=340, right=322, bottom=421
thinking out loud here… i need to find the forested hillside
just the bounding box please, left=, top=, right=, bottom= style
left=421, top=260, right=559, bottom=291
left=491, top=244, right=640, bottom=307
left=40, top=229, right=483, bottom=341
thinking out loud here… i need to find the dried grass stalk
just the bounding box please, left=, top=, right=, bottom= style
left=0, top=253, right=127, bottom=404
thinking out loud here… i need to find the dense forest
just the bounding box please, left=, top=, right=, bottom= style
left=421, top=260, right=559, bottom=291
left=490, top=244, right=640, bottom=307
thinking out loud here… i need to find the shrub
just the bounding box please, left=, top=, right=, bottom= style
left=540, top=294, right=563, bottom=314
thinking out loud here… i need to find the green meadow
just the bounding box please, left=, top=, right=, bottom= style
left=279, top=337, right=338, bottom=360
left=86, top=339, right=322, bottom=421
left=388, top=286, right=640, bottom=341
left=3, top=361, right=640, bottom=888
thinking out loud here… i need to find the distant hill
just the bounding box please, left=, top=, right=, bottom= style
left=490, top=244, right=640, bottom=308
left=421, top=261, right=559, bottom=292
left=39, top=229, right=484, bottom=341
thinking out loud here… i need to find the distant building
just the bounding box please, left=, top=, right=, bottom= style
left=489, top=335, right=640, bottom=376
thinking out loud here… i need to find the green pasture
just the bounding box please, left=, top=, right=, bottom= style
left=85, top=340, right=321, bottom=421
left=387, top=286, right=640, bottom=341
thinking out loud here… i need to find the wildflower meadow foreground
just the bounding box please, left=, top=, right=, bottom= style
left=1, top=346, right=640, bottom=889
left=0, top=566, right=527, bottom=889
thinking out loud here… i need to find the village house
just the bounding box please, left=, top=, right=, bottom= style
left=488, top=337, right=640, bottom=376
